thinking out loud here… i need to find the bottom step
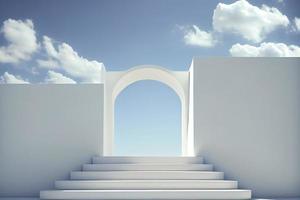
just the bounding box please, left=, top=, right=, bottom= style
left=40, top=189, right=251, bottom=199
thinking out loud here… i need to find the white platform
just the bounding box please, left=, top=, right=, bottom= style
left=3, top=198, right=300, bottom=200
left=92, top=156, right=204, bottom=164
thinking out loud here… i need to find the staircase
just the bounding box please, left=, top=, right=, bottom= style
left=40, top=156, right=251, bottom=199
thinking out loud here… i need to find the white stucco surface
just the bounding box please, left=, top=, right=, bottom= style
left=0, top=84, right=104, bottom=197
left=192, top=58, right=300, bottom=198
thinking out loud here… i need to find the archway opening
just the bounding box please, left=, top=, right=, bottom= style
left=114, top=80, right=181, bottom=156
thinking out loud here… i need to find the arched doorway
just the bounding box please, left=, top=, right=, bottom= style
left=114, top=80, right=181, bottom=156
left=103, top=65, right=192, bottom=156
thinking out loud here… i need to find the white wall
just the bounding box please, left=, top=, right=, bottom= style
left=192, top=58, right=300, bottom=198
left=0, top=84, right=104, bottom=197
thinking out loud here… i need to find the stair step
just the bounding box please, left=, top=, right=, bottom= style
left=40, top=189, right=251, bottom=199
left=92, top=156, right=204, bottom=164
left=83, top=163, right=213, bottom=171
left=70, top=171, right=224, bottom=180
left=55, top=180, right=237, bottom=190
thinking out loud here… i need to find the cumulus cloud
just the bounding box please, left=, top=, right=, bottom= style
left=0, top=18, right=104, bottom=84
left=37, top=59, right=59, bottom=69
left=45, top=70, right=76, bottom=84
left=213, top=0, right=289, bottom=43
left=293, top=17, right=300, bottom=32
left=0, top=72, right=29, bottom=84
left=182, top=25, right=216, bottom=47
left=230, top=42, right=300, bottom=57
left=0, top=19, right=39, bottom=64
left=38, top=36, right=104, bottom=83
left=43, top=35, right=58, bottom=58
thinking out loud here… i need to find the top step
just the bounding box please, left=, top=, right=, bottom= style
left=92, top=156, right=204, bottom=164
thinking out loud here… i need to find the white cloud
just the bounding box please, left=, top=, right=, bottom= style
left=182, top=25, right=216, bottom=47
left=293, top=17, right=300, bottom=32
left=37, top=59, right=59, bottom=69
left=277, top=0, right=284, bottom=3
left=213, top=0, right=289, bottom=43
left=230, top=42, right=300, bottom=57
left=0, top=72, right=29, bottom=84
left=43, top=35, right=58, bottom=58
left=0, top=19, right=39, bottom=64
left=0, top=18, right=104, bottom=83
left=45, top=70, right=76, bottom=84
left=38, top=36, right=104, bottom=83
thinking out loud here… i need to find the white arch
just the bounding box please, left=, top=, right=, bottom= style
left=104, top=65, right=191, bottom=156
left=113, top=66, right=185, bottom=104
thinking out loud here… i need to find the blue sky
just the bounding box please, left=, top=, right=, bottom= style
left=0, top=0, right=299, bottom=82
left=0, top=0, right=299, bottom=155
left=114, top=80, right=181, bottom=156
